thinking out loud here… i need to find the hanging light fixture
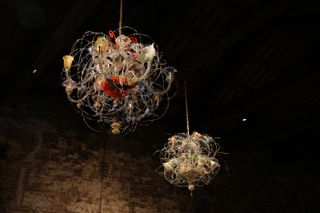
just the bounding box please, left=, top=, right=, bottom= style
left=158, top=81, right=220, bottom=196
left=62, top=0, right=176, bottom=134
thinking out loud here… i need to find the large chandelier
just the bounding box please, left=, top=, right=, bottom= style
left=158, top=82, right=220, bottom=196
left=62, top=0, right=176, bottom=134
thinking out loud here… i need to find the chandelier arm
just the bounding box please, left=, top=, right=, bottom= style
left=66, top=93, right=88, bottom=103
left=141, top=71, right=173, bottom=100
left=134, top=61, right=152, bottom=81
left=153, top=72, right=174, bottom=96
left=64, top=70, right=73, bottom=80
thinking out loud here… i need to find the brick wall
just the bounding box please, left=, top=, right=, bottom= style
left=1, top=99, right=319, bottom=213
left=0, top=100, right=193, bottom=213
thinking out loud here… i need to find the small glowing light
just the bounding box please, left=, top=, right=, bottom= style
left=242, top=118, right=247, bottom=122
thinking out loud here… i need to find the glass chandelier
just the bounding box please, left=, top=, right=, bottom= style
left=62, top=0, right=176, bottom=134
left=158, top=82, right=220, bottom=196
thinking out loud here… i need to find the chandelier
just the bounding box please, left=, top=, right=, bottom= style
left=62, top=0, right=176, bottom=134
left=158, top=82, right=220, bottom=196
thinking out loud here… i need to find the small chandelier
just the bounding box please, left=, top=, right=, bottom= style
left=158, top=82, right=220, bottom=195
left=62, top=0, right=176, bottom=134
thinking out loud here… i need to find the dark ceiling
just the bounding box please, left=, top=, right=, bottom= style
left=1, top=0, right=320, bottom=151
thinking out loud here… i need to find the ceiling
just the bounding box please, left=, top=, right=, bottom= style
left=1, top=0, right=320, bottom=149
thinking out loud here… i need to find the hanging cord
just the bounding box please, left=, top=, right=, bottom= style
left=119, top=0, right=123, bottom=35
left=184, top=80, right=190, bottom=136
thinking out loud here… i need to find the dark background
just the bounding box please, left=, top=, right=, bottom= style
left=0, top=0, right=320, bottom=212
